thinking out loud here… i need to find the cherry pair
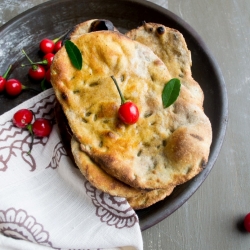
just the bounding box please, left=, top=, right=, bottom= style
left=13, top=109, right=52, bottom=153
left=40, top=38, right=62, bottom=54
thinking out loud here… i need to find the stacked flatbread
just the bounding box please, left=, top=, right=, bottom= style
left=50, top=20, right=212, bottom=210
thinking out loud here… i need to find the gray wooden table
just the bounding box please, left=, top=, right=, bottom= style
left=1, top=0, right=249, bottom=249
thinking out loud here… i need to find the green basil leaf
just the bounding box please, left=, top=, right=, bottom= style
left=162, top=78, right=181, bottom=108
left=64, top=40, right=82, bottom=70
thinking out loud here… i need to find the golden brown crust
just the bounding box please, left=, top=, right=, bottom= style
left=71, top=135, right=146, bottom=198
left=55, top=101, right=174, bottom=209
left=71, top=135, right=174, bottom=210
left=127, top=188, right=174, bottom=210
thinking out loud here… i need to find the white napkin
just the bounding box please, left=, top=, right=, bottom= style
left=0, top=89, right=143, bottom=250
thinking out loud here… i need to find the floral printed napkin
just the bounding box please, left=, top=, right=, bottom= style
left=0, top=88, right=143, bottom=250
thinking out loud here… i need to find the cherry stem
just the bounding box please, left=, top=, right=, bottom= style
left=111, top=76, right=126, bottom=105
left=21, top=49, right=38, bottom=70
left=26, top=124, right=34, bottom=154
left=21, top=49, right=33, bottom=64
left=21, top=60, right=47, bottom=67
left=53, top=30, right=70, bottom=43
left=3, top=64, right=12, bottom=79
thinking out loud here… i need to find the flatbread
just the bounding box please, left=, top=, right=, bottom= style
left=126, top=22, right=204, bottom=107
left=54, top=22, right=176, bottom=208
left=51, top=29, right=212, bottom=190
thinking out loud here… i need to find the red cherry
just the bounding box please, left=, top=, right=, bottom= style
left=13, top=109, right=33, bottom=128
left=5, top=78, right=39, bottom=96
left=0, top=64, right=12, bottom=92
left=54, top=40, right=62, bottom=53
left=21, top=49, right=46, bottom=81
left=43, top=53, right=54, bottom=68
left=5, top=79, right=23, bottom=96
left=22, top=53, right=54, bottom=69
left=39, top=39, right=55, bottom=54
left=32, top=118, right=52, bottom=137
left=110, top=76, right=140, bottom=125
left=28, top=65, right=46, bottom=81
left=244, top=213, right=250, bottom=232
left=40, top=31, right=68, bottom=55
left=118, top=101, right=139, bottom=125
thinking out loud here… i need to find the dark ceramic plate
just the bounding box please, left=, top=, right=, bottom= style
left=0, top=0, right=228, bottom=231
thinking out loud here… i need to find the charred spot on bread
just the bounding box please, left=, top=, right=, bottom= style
left=156, top=26, right=165, bottom=35
left=61, top=92, right=68, bottom=101
left=90, top=19, right=115, bottom=32
left=200, top=159, right=207, bottom=169
left=190, top=133, right=203, bottom=141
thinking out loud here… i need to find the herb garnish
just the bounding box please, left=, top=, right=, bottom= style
left=64, top=40, right=82, bottom=70
left=162, top=78, right=181, bottom=108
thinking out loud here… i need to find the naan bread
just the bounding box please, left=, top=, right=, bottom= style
left=54, top=22, right=176, bottom=208
left=126, top=22, right=204, bottom=107
left=51, top=29, right=212, bottom=191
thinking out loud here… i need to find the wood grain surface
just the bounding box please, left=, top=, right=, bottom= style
left=1, top=0, right=249, bottom=249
